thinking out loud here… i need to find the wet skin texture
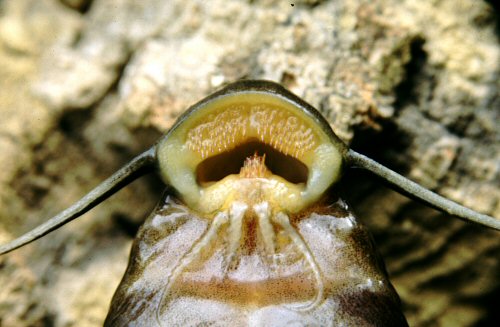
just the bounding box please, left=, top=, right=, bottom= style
left=105, top=194, right=408, bottom=327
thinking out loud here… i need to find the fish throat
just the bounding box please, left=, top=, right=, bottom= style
left=161, top=151, right=324, bottom=312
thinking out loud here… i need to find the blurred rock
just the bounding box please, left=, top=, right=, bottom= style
left=0, top=0, right=498, bottom=326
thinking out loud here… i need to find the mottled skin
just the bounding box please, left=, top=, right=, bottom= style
left=105, top=193, right=407, bottom=326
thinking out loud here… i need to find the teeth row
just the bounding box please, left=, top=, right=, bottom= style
left=259, top=115, right=315, bottom=159
left=186, top=109, right=248, bottom=159
left=185, top=107, right=317, bottom=159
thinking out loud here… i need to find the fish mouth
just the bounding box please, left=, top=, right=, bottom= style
left=154, top=85, right=344, bottom=312
left=156, top=90, right=343, bottom=214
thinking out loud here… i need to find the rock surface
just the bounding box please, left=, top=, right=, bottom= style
left=0, top=0, right=498, bottom=326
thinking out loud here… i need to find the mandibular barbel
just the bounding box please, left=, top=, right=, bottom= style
left=1, top=80, right=498, bottom=326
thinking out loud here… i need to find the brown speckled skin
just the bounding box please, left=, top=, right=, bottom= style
left=105, top=193, right=408, bottom=327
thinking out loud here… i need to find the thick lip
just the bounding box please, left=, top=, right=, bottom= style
left=156, top=80, right=345, bottom=214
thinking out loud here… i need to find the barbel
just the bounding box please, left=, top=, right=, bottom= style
left=1, top=80, right=498, bottom=326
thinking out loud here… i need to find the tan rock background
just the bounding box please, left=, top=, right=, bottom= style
left=0, top=0, right=498, bottom=326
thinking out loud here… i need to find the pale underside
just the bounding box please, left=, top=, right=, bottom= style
left=105, top=193, right=407, bottom=327
left=107, top=88, right=406, bottom=326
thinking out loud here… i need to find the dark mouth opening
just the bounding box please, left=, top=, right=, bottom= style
left=196, top=140, right=309, bottom=185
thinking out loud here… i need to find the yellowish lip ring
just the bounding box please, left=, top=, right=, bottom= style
left=155, top=82, right=347, bottom=216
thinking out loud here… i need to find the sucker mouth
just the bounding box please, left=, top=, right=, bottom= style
left=157, top=90, right=344, bottom=214
left=195, top=139, right=309, bottom=185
